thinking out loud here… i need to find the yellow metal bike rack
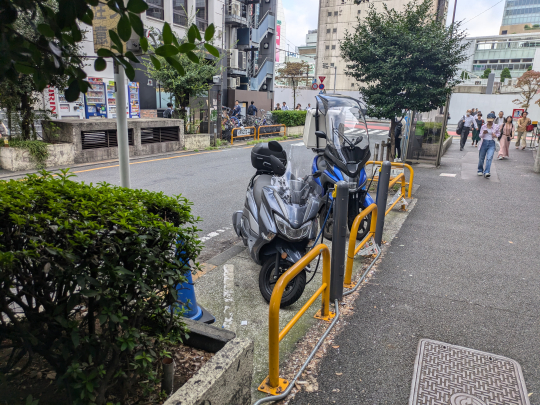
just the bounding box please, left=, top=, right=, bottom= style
left=344, top=203, right=378, bottom=288
left=365, top=161, right=415, bottom=199
left=257, top=124, right=286, bottom=140
left=258, top=244, right=333, bottom=395
left=230, top=126, right=257, bottom=144
left=385, top=172, right=408, bottom=215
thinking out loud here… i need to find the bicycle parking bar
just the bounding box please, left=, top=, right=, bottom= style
left=257, top=124, right=286, bottom=140
left=344, top=203, right=378, bottom=287
left=386, top=172, right=407, bottom=215
left=230, top=126, right=257, bottom=144
left=258, top=244, right=332, bottom=395
left=365, top=161, right=415, bottom=199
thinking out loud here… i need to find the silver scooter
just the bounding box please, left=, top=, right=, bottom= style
left=232, top=141, right=323, bottom=307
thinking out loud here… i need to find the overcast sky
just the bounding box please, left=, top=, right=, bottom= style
left=282, top=0, right=507, bottom=48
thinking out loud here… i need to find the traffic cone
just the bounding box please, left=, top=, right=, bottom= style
left=174, top=269, right=215, bottom=324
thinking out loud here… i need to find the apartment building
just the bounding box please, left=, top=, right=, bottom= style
left=316, top=0, right=448, bottom=92
left=500, top=0, right=540, bottom=35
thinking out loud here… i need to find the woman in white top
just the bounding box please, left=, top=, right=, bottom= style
left=477, top=114, right=499, bottom=178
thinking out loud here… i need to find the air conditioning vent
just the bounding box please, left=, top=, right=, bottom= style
left=228, top=49, right=239, bottom=69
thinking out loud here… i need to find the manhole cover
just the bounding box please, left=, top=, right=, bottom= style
left=409, top=339, right=530, bottom=405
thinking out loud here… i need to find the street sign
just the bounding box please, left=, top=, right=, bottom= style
left=319, top=84, right=325, bottom=90
left=319, top=76, right=326, bottom=83
left=92, top=4, right=121, bottom=53
left=312, top=83, right=318, bottom=90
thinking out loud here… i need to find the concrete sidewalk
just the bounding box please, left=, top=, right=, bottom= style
left=291, top=143, right=540, bottom=403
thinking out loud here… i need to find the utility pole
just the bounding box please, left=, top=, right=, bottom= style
left=435, top=0, right=458, bottom=167
left=333, top=65, right=337, bottom=93
left=114, top=60, right=131, bottom=188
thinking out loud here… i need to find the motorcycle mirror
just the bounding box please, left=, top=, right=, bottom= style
left=315, top=131, right=326, bottom=139
left=270, top=155, right=286, bottom=176
left=353, top=136, right=363, bottom=145
left=313, top=170, right=323, bottom=178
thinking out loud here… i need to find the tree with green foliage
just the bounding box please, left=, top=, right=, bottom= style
left=528, top=65, right=533, bottom=71
left=481, top=68, right=492, bottom=78
left=340, top=0, right=468, bottom=160
left=0, top=1, right=77, bottom=140
left=142, top=27, right=222, bottom=121
left=0, top=0, right=218, bottom=101
left=460, top=71, right=470, bottom=80
left=500, top=67, right=512, bottom=81
left=276, top=61, right=311, bottom=108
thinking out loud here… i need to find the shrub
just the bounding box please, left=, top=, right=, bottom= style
left=271, top=110, right=307, bottom=127
left=0, top=170, right=202, bottom=404
left=9, top=138, right=50, bottom=169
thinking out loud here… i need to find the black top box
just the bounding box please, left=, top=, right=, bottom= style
left=251, top=141, right=287, bottom=172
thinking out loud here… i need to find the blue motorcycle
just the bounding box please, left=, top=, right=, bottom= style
left=304, top=94, right=374, bottom=240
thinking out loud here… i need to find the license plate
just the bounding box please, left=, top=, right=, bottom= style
left=237, top=129, right=251, bottom=136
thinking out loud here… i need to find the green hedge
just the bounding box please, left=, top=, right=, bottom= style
left=0, top=170, right=201, bottom=404
left=271, top=110, right=307, bottom=127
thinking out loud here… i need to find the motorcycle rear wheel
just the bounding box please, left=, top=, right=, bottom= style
left=259, top=257, right=306, bottom=308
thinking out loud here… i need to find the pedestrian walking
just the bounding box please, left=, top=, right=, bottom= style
left=163, top=102, right=174, bottom=118
left=394, top=121, right=403, bottom=162
left=247, top=101, right=257, bottom=116
left=477, top=113, right=499, bottom=178
left=275, top=103, right=281, bottom=110
left=471, top=112, right=484, bottom=147
left=282, top=102, right=290, bottom=111
left=305, top=103, right=312, bottom=110
left=515, top=111, right=531, bottom=150
left=459, top=109, right=478, bottom=151
left=493, top=111, right=505, bottom=125
left=498, top=115, right=514, bottom=160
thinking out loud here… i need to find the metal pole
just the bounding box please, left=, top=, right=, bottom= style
left=333, top=66, right=337, bottom=93
left=374, top=161, right=391, bottom=246
left=435, top=0, right=458, bottom=167
left=114, top=61, right=131, bottom=188
left=330, top=181, right=348, bottom=302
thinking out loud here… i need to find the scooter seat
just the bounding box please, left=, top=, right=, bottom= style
left=253, top=174, right=273, bottom=208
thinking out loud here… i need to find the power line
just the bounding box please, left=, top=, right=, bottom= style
left=461, top=0, right=505, bottom=25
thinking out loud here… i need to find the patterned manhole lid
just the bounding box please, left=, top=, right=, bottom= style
left=409, top=339, right=530, bottom=405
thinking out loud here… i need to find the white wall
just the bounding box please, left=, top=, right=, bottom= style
left=273, top=88, right=362, bottom=109
left=448, top=93, right=540, bottom=124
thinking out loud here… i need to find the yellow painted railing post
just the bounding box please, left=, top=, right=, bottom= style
left=400, top=175, right=407, bottom=211
left=344, top=204, right=378, bottom=287
left=260, top=244, right=331, bottom=395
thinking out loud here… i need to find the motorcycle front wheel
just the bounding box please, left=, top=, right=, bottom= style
left=259, top=257, right=306, bottom=308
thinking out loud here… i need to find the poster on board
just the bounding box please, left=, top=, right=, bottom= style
left=513, top=108, right=525, bottom=119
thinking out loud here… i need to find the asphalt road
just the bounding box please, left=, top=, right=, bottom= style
left=68, top=124, right=391, bottom=261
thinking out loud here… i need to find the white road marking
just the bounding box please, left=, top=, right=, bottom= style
left=199, top=227, right=232, bottom=242
left=223, top=264, right=235, bottom=331
left=440, top=173, right=457, bottom=177
left=292, top=142, right=304, bottom=146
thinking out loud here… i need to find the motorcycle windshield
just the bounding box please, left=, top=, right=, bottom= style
left=269, top=145, right=322, bottom=228
left=325, top=99, right=370, bottom=169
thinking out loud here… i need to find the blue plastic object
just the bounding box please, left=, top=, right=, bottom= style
left=173, top=244, right=215, bottom=324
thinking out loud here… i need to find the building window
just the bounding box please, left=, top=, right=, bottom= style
left=358, top=9, right=361, bottom=14
left=488, top=60, right=498, bottom=63
left=328, top=12, right=332, bottom=16
left=502, top=30, right=507, bottom=34
left=330, top=63, right=334, bottom=67
left=173, top=0, right=188, bottom=26
left=147, top=0, right=164, bottom=20
left=331, top=45, right=336, bottom=49
left=334, top=11, right=338, bottom=16
left=332, top=28, right=337, bottom=33
left=327, top=28, right=331, bottom=33
left=196, top=0, right=208, bottom=31
left=523, top=58, right=533, bottom=62
left=351, top=83, right=355, bottom=87
left=326, top=45, right=330, bottom=49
